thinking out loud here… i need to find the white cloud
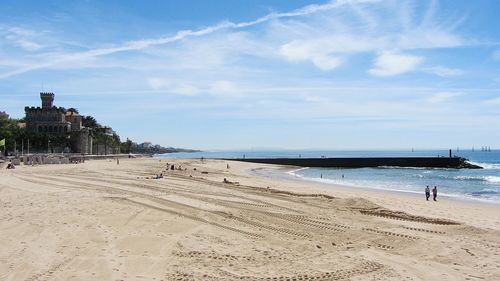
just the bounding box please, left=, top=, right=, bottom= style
left=0, top=0, right=472, bottom=80
left=147, top=77, right=170, bottom=90
left=146, top=77, right=200, bottom=96
left=209, top=80, right=242, bottom=96
left=15, top=39, right=43, bottom=51
left=424, top=66, right=464, bottom=77
left=2, top=26, right=45, bottom=51
left=279, top=35, right=378, bottom=70
left=172, top=84, right=201, bottom=96
left=0, top=0, right=376, bottom=80
left=427, top=92, right=463, bottom=103
left=369, top=51, right=423, bottom=76
left=280, top=40, right=344, bottom=70
left=397, top=30, right=464, bottom=49
left=311, top=55, right=343, bottom=70
left=147, top=78, right=242, bottom=97
left=275, top=0, right=467, bottom=72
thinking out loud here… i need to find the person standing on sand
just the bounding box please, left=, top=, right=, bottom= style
left=425, top=186, right=430, bottom=201
left=432, top=186, right=438, bottom=201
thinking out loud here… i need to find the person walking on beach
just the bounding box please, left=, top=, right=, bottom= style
left=425, top=186, right=430, bottom=201
left=432, top=186, right=438, bottom=201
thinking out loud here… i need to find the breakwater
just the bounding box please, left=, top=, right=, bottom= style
left=227, top=157, right=482, bottom=169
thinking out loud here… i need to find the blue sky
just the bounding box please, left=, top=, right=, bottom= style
left=1, top=0, right=500, bottom=150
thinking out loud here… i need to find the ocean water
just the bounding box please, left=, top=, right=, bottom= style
left=158, top=149, right=500, bottom=203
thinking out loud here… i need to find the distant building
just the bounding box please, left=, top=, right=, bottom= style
left=96, top=125, right=116, bottom=136
left=141, top=142, right=152, bottom=149
left=0, top=111, right=9, bottom=118
left=24, top=93, right=92, bottom=154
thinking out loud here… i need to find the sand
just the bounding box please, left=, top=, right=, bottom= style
left=0, top=157, right=499, bottom=280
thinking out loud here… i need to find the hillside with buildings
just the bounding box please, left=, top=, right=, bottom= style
left=0, top=92, right=199, bottom=156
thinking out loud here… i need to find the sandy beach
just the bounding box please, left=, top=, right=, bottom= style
left=1, top=157, right=499, bottom=281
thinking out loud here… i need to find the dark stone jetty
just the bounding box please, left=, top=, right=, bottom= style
left=226, top=157, right=482, bottom=169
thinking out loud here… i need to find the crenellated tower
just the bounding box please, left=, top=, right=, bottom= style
left=23, top=92, right=94, bottom=154
left=40, top=92, right=55, bottom=108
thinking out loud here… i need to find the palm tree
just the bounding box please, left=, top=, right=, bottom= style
left=82, top=116, right=98, bottom=129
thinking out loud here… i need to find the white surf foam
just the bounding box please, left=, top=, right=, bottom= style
left=454, top=175, right=500, bottom=183
left=469, top=162, right=500, bottom=170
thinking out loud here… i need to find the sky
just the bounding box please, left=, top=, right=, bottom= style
left=1, top=0, right=500, bottom=150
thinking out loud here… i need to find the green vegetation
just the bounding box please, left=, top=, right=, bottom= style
left=0, top=113, right=20, bottom=153
left=0, top=111, right=198, bottom=155
left=1, top=114, right=72, bottom=154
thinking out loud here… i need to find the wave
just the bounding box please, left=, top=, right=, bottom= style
left=377, top=166, right=430, bottom=170
left=454, top=175, right=500, bottom=183
left=293, top=174, right=500, bottom=202
left=277, top=168, right=500, bottom=204
left=471, top=189, right=500, bottom=196
left=486, top=176, right=500, bottom=183
left=286, top=167, right=309, bottom=177
left=469, top=162, right=500, bottom=170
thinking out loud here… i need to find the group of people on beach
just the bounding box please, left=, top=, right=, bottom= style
left=425, top=185, right=438, bottom=201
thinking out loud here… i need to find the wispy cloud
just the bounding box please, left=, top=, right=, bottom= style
left=274, top=0, right=467, bottom=73
left=1, top=26, right=45, bottom=51
left=0, top=0, right=472, bottom=80
left=279, top=35, right=378, bottom=70
left=369, top=51, right=423, bottom=77
left=0, top=0, right=377, bottom=80
left=423, top=66, right=464, bottom=77
left=146, top=77, right=243, bottom=97
left=427, top=92, right=463, bottom=103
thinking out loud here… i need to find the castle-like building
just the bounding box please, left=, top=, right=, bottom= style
left=25, top=93, right=92, bottom=154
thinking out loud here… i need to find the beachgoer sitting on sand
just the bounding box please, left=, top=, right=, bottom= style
left=6, top=163, right=15, bottom=169
left=223, top=178, right=240, bottom=185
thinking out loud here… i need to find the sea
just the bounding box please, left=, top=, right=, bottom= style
left=157, top=149, right=500, bottom=204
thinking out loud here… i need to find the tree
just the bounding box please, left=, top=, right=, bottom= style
left=67, top=108, right=79, bottom=114
left=0, top=114, right=21, bottom=154
left=121, top=138, right=133, bottom=153
left=82, top=116, right=98, bottom=129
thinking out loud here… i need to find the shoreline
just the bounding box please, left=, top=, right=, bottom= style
left=250, top=165, right=500, bottom=206
left=225, top=160, right=500, bottom=230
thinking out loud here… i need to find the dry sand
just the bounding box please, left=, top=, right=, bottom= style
left=1, top=157, right=499, bottom=281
